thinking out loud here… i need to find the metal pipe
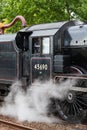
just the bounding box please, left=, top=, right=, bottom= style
left=0, top=15, right=27, bottom=34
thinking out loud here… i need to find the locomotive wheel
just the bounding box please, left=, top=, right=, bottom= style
left=55, top=66, right=87, bottom=123
left=56, top=91, right=87, bottom=123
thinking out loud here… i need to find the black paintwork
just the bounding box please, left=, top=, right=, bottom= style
left=0, top=20, right=86, bottom=85
left=1, top=20, right=87, bottom=123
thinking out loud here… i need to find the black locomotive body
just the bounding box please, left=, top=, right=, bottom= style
left=1, top=21, right=87, bottom=84
left=0, top=18, right=87, bottom=123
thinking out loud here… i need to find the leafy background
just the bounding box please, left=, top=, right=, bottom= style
left=0, top=0, right=87, bottom=33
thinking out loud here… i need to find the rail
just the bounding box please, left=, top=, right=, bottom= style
left=0, top=118, right=36, bottom=130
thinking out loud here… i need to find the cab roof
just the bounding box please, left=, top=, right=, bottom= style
left=26, top=21, right=67, bottom=37
left=27, top=21, right=67, bottom=31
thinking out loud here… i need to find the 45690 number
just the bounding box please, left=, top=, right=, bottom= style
left=34, top=64, right=48, bottom=70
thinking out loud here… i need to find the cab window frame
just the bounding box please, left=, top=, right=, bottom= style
left=32, top=36, right=51, bottom=55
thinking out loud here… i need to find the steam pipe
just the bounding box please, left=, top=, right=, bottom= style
left=0, top=15, right=27, bottom=34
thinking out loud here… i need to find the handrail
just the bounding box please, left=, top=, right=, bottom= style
left=0, top=15, right=27, bottom=34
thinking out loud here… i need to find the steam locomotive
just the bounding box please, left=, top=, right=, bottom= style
left=0, top=16, right=87, bottom=123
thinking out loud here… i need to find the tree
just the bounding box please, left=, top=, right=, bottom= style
left=0, top=0, right=87, bottom=33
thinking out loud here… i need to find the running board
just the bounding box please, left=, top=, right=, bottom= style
left=54, top=75, right=87, bottom=92
left=54, top=75, right=87, bottom=80
left=70, top=86, right=87, bottom=92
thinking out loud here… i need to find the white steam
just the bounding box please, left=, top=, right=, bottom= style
left=0, top=79, right=75, bottom=123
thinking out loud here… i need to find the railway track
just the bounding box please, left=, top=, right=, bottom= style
left=0, top=118, right=36, bottom=130
left=0, top=115, right=87, bottom=130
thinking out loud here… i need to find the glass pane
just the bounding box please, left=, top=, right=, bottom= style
left=32, top=38, right=40, bottom=54
left=42, top=37, right=50, bottom=54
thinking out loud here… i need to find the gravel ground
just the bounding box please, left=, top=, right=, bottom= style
left=0, top=115, right=87, bottom=130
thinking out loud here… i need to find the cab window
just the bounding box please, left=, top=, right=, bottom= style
left=32, top=38, right=40, bottom=54
left=42, top=37, right=50, bottom=54
left=32, top=37, right=50, bottom=54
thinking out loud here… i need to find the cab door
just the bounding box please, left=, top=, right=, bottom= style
left=30, top=37, right=52, bottom=83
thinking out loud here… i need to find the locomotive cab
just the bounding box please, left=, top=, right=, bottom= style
left=16, top=25, right=59, bottom=83
left=28, top=27, right=58, bottom=82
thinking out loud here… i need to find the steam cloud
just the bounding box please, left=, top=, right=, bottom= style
left=0, top=79, right=75, bottom=123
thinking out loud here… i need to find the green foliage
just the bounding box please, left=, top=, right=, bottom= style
left=0, top=0, right=87, bottom=33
